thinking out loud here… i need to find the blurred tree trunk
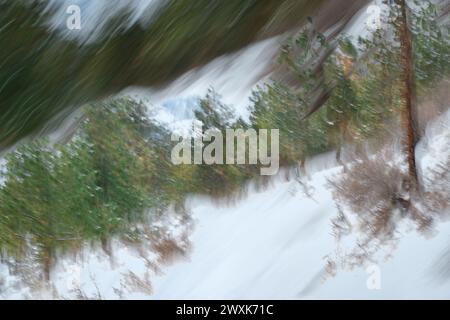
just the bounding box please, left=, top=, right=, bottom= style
left=395, top=0, right=419, bottom=190
left=42, top=248, right=53, bottom=282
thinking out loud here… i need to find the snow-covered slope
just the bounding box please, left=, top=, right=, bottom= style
left=151, top=169, right=339, bottom=299
left=150, top=169, right=450, bottom=299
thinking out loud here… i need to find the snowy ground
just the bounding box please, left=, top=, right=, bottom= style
left=150, top=169, right=450, bottom=300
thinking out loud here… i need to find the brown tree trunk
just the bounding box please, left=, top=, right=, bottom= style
left=42, top=248, right=52, bottom=282
left=299, top=157, right=306, bottom=176
left=395, top=0, right=419, bottom=190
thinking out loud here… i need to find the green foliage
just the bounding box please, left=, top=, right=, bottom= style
left=250, top=83, right=328, bottom=165
left=193, top=89, right=256, bottom=196
left=250, top=0, right=450, bottom=164
left=410, top=1, right=450, bottom=91
left=0, top=94, right=256, bottom=275
left=194, top=89, right=236, bottom=132
left=0, top=98, right=177, bottom=274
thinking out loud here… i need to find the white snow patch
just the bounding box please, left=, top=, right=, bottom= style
left=125, top=36, right=281, bottom=122
left=46, top=0, right=164, bottom=43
